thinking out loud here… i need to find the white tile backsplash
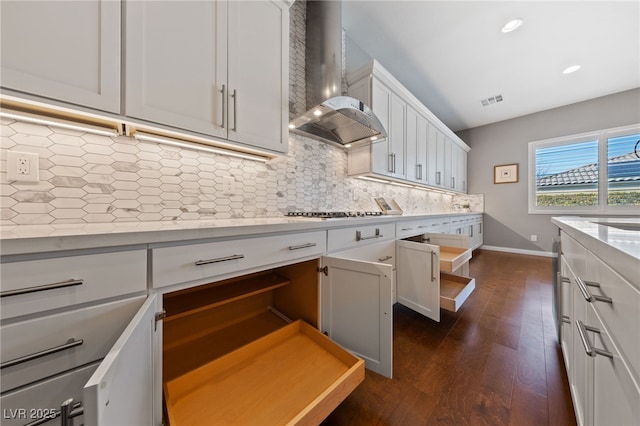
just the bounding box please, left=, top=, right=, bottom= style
left=0, top=0, right=482, bottom=226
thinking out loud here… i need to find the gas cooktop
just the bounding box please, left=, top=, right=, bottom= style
left=286, top=211, right=383, bottom=219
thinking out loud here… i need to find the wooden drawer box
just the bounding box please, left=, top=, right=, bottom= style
left=0, top=249, right=147, bottom=320
left=165, top=320, right=364, bottom=426
left=439, top=246, right=472, bottom=273
left=151, top=231, right=327, bottom=288
left=1, top=296, right=145, bottom=393
left=440, top=273, right=476, bottom=312
left=161, top=259, right=364, bottom=424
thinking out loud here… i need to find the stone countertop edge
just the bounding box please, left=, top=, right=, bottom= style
left=0, top=212, right=482, bottom=257
left=551, top=216, right=640, bottom=289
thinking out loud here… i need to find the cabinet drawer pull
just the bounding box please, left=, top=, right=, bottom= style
left=378, top=255, right=393, bottom=262
left=430, top=251, right=436, bottom=282
left=575, top=277, right=613, bottom=304
left=356, top=228, right=382, bottom=241
left=436, top=171, right=441, bottom=185
left=0, top=279, right=83, bottom=298
left=1, top=338, right=84, bottom=370
left=23, top=400, right=83, bottom=426
left=576, top=320, right=614, bottom=359
left=560, top=275, right=571, bottom=283
left=562, top=315, right=571, bottom=324
left=401, top=227, right=414, bottom=231
left=220, top=84, right=226, bottom=129
left=288, top=242, right=317, bottom=251
left=195, top=254, right=245, bottom=266
left=417, top=225, right=427, bottom=229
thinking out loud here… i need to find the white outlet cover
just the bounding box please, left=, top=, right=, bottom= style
left=7, top=151, right=39, bottom=182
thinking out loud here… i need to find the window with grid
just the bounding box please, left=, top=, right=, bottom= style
left=528, top=124, right=640, bottom=214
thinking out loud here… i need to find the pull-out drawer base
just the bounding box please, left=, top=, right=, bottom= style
left=440, top=273, right=475, bottom=312
left=164, top=320, right=364, bottom=425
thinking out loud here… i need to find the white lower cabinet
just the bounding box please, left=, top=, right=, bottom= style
left=558, top=229, right=640, bottom=426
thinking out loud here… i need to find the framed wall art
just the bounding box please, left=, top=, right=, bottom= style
left=494, top=163, right=519, bottom=184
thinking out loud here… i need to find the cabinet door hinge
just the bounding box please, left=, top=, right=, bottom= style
left=154, top=310, right=166, bottom=331
left=317, top=266, right=329, bottom=276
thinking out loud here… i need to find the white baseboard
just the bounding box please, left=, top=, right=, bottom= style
left=479, top=245, right=554, bottom=258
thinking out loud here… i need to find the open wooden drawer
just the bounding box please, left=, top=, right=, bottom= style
left=439, top=246, right=472, bottom=273
left=165, top=320, right=364, bottom=425
left=161, top=260, right=365, bottom=425
left=440, top=273, right=476, bottom=312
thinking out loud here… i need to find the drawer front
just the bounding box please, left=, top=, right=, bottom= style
left=1, top=296, right=145, bottom=393
left=0, top=250, right=147, bottom=320
left=152, top=231, right=327, bottom=288
left=327, top=223, right=395, bottom=252
left=0, top=362, right=98, bottom=426
left=585, top=251, right=640, bottom=382
left=396, top=219, right=434, bottom=239
left=426, top=217, right=451, bottom=234
left=561, top=231, right=586, bottom=278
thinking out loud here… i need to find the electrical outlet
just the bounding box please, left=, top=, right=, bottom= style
left=7, top=151, right=39, bottom=182
left=222, top=176, right=236, bottom=195
left=530, top=234, right=538, bottom=242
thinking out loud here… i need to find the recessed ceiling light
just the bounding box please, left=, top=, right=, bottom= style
left=501, top=18, right=523, bottom=33
left=563, top=65, right=582, bottom=74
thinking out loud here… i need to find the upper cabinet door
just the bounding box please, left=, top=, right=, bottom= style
left=405, top=105, right=419, bottom=182
left=370, top=78, right=392, bottom=175
left=125, top=1, right=228, bottom=138
left=84, top=295, right=162, bottom=426
left=0, top=0, right=120, bottom=113
left=320, top=255, right=393, bottom=378
left=227, top=0, right=289, bottom=153
left=396, top=240, right=441, bottom=322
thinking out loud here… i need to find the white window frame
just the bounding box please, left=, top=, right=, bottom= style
left=528, top=123, right=640, bottom=215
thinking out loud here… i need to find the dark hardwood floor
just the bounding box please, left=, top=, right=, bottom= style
left=323, top=250, right=577, bottom=426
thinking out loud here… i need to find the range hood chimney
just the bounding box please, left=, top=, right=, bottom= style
left=289, top=0, right=386, bottom=147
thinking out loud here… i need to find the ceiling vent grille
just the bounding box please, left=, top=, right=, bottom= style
left=481, top=94, right=503, bottom=107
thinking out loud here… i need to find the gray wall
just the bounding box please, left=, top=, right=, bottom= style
left=457, top=88, right=640, bottom=254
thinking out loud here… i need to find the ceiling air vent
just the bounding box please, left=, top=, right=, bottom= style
left=481, top=94, right=503, bottom=107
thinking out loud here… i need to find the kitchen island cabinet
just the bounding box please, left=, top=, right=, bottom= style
left=553, top=217, right=640, bottom=426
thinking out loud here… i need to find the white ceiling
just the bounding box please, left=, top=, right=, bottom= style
left=342, top=1, right=640, bottom=132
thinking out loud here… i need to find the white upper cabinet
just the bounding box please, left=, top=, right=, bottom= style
left=126, top=0, right=289, bottom=153
left=227, top=1, right=289, bottom=152
left=0, top=0, right=121, bottom=113
left=347, top=60, right=469, bottom=192
left=125, top=1, right=228, bottom=139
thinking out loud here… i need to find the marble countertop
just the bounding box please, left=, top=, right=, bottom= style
left=0, top=212, right=481, bottom=256
left=551, top=216, right=640, bottom=287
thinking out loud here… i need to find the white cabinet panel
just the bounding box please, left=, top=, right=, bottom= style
left=397, top=240, right=440, bottom=321
left=125, top=1, right=227, bottom=138
left=321, top=255, right=393, bottom=378
left=227, top=0, right=288, bottom=152
left=0, top=0, right=120, bottom=112
left=84, top=295, right=162, bottom=426
left=1, top=296, right=145, bottom=393
left=0, top=250, right=147, bottom=320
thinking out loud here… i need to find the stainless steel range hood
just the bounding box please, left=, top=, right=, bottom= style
left=289, top=0, right=386, bottom=147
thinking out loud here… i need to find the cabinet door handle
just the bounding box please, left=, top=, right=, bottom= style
left=0, top=279, right=83, bottom=298
left=575, top=277, right=613, bottom=304
left=378, top=255, right=393, bottom=262
left=195, top=254, right=244, bottom=266
left=562, top=315, right=571, bottom=324
left=470, top=225, right=473, bottom=237
left=430, top=251, right=436, bottom=282
left=356, top=228, right=382, bottom=241
left=576, top=320, right=613, bottom=359
left=451, top=177, right=455, bottom=188
left=231, top=89, right=237, bottom=131
left=220, top=84, right=226, bottom=129
left=1, top=338, right=84, bottom=370
left=288, top=242, right=317, bottom=251
left=436, top=171, right=441, bottom=185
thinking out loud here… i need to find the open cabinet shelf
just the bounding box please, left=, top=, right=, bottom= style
left=440, top=273, right=475, bottom=312
left=439, top=246, right=472, bottom=273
